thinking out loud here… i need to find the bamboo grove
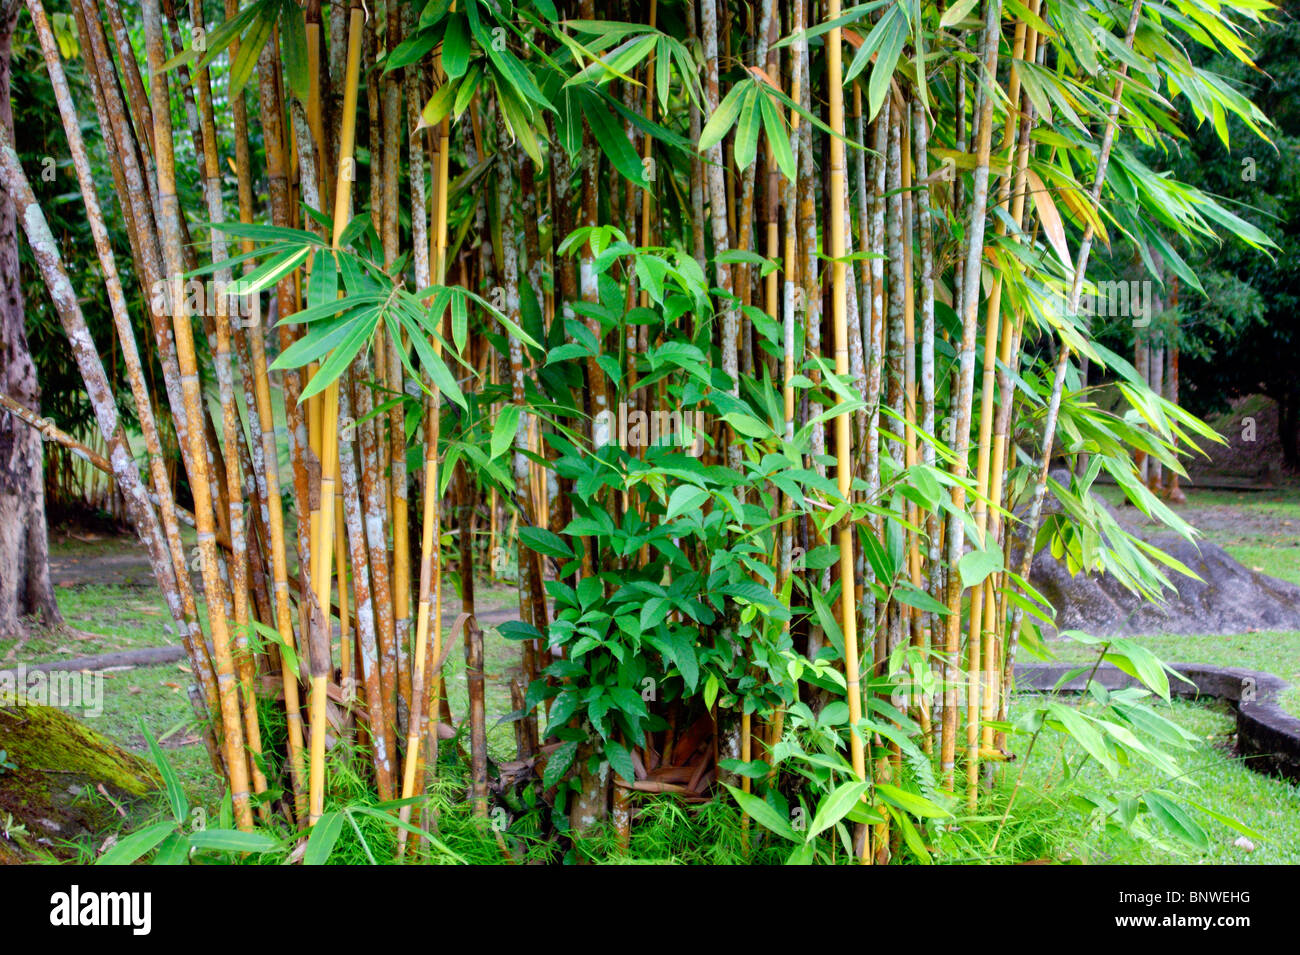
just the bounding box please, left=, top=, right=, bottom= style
left=2, top=0, right=1276, bottom=861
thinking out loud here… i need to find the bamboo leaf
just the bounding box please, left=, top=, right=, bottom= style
left=140, top=720, right=187, bottom=826
left=230, top=246, right=311, bottom=297
left=345, top=807, right=465, bottom=861
left=875, top=783, right=952, bottom=819
left=302, top=812, right=346, bottom=864
left=723, top=783, right=801, bottom=843
left=279, top=0, right=309, bottom=103
left=698, top=81, right=751, bottom=154
left=491, top=404, right=522, bottom=460
left=307, top=249, right=338, bottom=310
left=940, top=0, right=980, bottom=28
left=957, top=544, right=1003, bottom=589
left=581, top=89, right=647, bottom=187
left=185, top=0, right=264, bottom=74
left=443, top=15, right=471, bottom=78
left=758, top=90, right=797, bottom=182
left=400, top=313, right=467, bottom=410
left=1046, top=703, right=1117, bottom=776
left=733, top=85, right=762, bottom=171
left=188, top=829, right=278, bottom=853
left=1184, top=799, right=1264, bottom=842
left=273, top=317, right=349, bottom=368
left=229, top=7, right=275, bottom=98
left=387, top=28, right=440, bottom=74
left=890, top=806, right=932, bottom=863
left=296, top=309, right=380, bottom=402
left=151, top=832, right=190, bottom=866
left=422, top=82, right=459, bottom=129
left=806, top=780, right=872, bottom=839
left=1025, top=167, right=1072, bottom=272
left=95, top=821, right=177, bottom=865
left=868, top=8, right=907, bottom=120
left=450, top=290, right=468, bottom=353
left=1144, top=791, right=1209, bottom=851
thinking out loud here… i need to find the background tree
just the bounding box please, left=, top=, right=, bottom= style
left=0, top=0, right=59, bottom=637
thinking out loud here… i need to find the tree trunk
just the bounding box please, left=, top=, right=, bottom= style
left=0, top=0, right=60, bottom=638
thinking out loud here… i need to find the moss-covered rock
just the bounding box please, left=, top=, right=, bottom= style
left=0, top=705, right=159, bottom=862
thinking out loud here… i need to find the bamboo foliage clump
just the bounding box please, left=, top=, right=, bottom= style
left=1, top=0, right=1275, bottom=861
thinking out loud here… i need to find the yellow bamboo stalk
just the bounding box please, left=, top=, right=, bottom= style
left=308, top=0, right=364, bottom=826
left=983, top=1, right=1043, bottom=754
left=967, top=0, right=1035, bottom=771
left=140, top=0, right=252, bottom=831
left=941, top=0, right=1002, bottom=799
left=825, top=0, right=868, bottom=863
left=401, top=102, right=452, bottom=846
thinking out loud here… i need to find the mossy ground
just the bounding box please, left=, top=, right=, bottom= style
left=0, top=705, right=159, bottom=861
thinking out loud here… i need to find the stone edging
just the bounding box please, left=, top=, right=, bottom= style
left=1013, top=662, right=1300, bottom=783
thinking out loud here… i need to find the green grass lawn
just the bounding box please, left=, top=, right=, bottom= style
left=1010, top=485, right=1300, bottom=863
left=1007, top=699, right=1300, bottom=864
left=1223, top=544, right=1300, bottom=586
left=2, top=578, right=221, bottom=806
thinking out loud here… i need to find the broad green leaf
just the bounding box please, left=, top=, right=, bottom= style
left=665, top=485, right=709, bottom=522
left=188, top=829, right=278, bottom=853
left=806, top=780, right=872, bottom=839
left=492, top=404, right=522, bottom=460
left=542, top=740, right=579, bottom=790
left=723, top=783, right=800, bottom=843
left=957, top=545, right=1003, bottom=590
left=303, top=811, right=345, bottom=865
left=1144, top=791, right=1209, bottom=851
left=442, top=16, right=471, bottom=78
left=605, top=741, right=636, bottom=782
left=279, top=1, right=309, bottom=103
left=95, top=821, right=177, bottom=865
left=723, top=412, right=775, bottom=440
left=518, top=526, right=574, bottom=559
left=698, top=81, right=750, bottom=154
left=875, top=783, right=952, bottom=819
